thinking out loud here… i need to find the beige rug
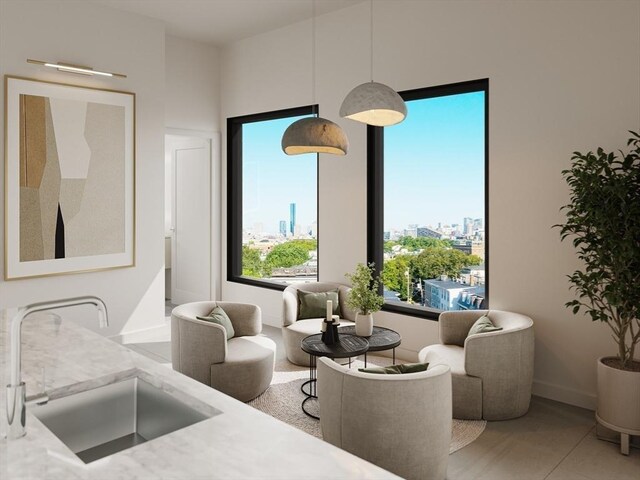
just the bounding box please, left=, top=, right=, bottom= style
left=248, top=356, right=486, bottom=454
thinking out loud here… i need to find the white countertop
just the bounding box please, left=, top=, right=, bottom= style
left=0, top=309, right=399, bottom=480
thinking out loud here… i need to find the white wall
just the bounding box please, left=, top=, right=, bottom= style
left=220, top=0, right=640, bottom=409
left=165, top=35, right=220, bottom=133
left=0, top=0, right=166, bottom=336
left=164, top=35, right=221, bottom=301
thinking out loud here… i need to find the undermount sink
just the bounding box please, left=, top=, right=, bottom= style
left=32, top=375, right=220, bottom=464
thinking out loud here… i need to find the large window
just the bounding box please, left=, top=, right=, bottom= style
left=368, top=79, right=488, bottom=319
left=228, top=106, right=318, bottom=290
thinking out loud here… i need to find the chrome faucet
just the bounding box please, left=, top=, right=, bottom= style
left=5, top=296, right=108, bottom=440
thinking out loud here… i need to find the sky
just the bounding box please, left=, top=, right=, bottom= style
left=242, top=90, right=485, bottom=236
left=243, top=114, right=317, bottom=235
left=384, top=90, right=485, bottom=231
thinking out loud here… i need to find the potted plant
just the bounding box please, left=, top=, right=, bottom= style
left=345, top=263, right=385, bottom=336
left=557, top=131, right=640, bottom=454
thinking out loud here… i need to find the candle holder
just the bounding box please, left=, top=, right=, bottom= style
left=321, top=318, right=340, bottom=345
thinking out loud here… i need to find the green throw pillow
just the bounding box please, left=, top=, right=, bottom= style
left=467, top=314, right=502, bottom=337
left=358, top=363, right=429, bottom=374
left=297, top=289, right=341, bottom=320
left=197, top=306, right=235, bottom=340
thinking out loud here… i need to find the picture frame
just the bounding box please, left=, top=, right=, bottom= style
left=4, top=76, right=135, bottom=279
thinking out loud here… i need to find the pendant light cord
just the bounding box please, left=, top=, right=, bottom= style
left=370, top=0, right=374, bottom=82
left=312, top=0, right=317, bottom=115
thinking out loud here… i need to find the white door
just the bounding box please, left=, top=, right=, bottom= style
left=167, top=135, right=211, bottom=304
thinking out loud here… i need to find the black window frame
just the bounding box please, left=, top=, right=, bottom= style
left=227, top=105, right=319, bottom=291
left=367, top=79, right=489, bottom=320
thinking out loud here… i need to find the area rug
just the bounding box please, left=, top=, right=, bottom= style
left=248, top=356, right=486, bottom=454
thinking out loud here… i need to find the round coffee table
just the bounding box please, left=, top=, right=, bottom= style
left=300, top=333, right=369, bottom=419
left=338, top=326, right=402, bottom=366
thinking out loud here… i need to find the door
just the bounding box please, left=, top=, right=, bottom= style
left=167, top=134, right=211, bottom=304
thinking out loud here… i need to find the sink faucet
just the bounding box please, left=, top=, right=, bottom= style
left=5, top=296, right=108, bottom=440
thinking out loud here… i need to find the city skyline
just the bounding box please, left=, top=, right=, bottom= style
left=242, top=91, right=484, bottom=236
left=384, top=91, right=485, bottom=231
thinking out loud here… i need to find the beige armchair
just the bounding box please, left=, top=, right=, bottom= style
left=171, top=301, right=276, bottom=402
left=282, top=282, right=356, bottom=366
left=419, top=309, right=534, bottom=420
left=317, top=357, right=452, bottom=480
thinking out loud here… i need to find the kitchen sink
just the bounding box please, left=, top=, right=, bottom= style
left=32, top=376, right=219, bottom=464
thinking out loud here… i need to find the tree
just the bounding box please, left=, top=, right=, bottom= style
left=264, top=242, right=310, bottom=273
left=381, top=255, right=411, bottom=300
left=397, top=236, right=452, bottom=251
left=287, top=239, right=317, bottom=252
left=382, top=247, right=483, bottom=301
left=242, top=246, right=263, bottom=277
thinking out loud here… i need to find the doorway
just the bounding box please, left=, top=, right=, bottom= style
left=165, top=132, right=218, bottom=305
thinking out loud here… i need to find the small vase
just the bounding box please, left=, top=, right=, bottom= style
left=355, top=312, right=373, bottom=336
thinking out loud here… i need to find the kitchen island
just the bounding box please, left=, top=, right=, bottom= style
left=0, top=309, right=398, bottom=479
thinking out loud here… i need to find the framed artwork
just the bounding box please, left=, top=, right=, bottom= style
left=4, top=76, right=135, bottom=279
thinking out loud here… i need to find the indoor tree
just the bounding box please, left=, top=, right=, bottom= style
left=557, top=131, right=640, bottom=371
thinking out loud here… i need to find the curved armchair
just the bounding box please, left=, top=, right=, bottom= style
left=317, top=357, right=452, bottom=480
left=282, top=282, right=356, bottom=366
left=419, top=309, right=534, bottom=420
left=171, top=301, right=276, bottom=402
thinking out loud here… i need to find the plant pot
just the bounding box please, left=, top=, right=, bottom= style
left=596, top=356, right=640, bottom=455
left=355, top=313, right=373, bottom=337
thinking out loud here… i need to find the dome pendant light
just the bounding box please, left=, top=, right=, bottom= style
left=282, top=0, right=348, bottom=156
left=340, top=1, right=406, bottom=127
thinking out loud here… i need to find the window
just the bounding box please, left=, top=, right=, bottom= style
left=368, top=79, right=488, bottom=319
left=228, top=106, right=318, bottom=290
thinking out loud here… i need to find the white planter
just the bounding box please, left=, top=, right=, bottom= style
left=355, top=313, right=373, bottom=337
left=596, top=356, right=640, bottom=455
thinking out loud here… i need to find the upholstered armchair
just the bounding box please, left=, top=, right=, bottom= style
left=282, top=282, right=356, bottom=366
left=419, top=309, right=534, bottom=421
left=317, top=357, right=452, bottom=480
left=171, top=301, right=276, bottom=402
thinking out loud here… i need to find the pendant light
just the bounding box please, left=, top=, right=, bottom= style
left=340, top=0, right=406, bottom=127
left=282, top=0, right=348, bottom=156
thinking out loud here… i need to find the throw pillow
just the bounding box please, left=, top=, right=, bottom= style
left=358, top=363, right=429, bottom=374
left=197, top=306, right=235, bottom=340
left=297, top=289, right=341, bottom=320
left=467, top=314, right=502, bottom=337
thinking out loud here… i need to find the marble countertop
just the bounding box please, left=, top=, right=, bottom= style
left=0, top=309, right=399, bottom=479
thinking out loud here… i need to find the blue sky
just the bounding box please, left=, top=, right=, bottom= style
left=384, top=91, right=485, bottom=231
left=243, top=115, right=317, bottom=234
left=243, top=90, right=485, bottom=235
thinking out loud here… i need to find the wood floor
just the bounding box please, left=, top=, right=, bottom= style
left=115, top=316, right=640, bottom=480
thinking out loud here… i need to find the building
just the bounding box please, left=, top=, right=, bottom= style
left=423, top=278, right=486, bottom=311
left=416, top=226, right=442, bottom=239
left=279, top=220, right=287, bottom=236
left=452, top=240, right=485, bottom=260
left=289, top=202, right=296, bottom=235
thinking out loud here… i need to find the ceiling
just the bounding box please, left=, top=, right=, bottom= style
left=89, top=0, right=366, bottom=46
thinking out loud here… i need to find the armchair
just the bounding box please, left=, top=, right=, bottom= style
left=282, top=282, right=356, bottom=366
left=418, top=309, right=534, bottom=420
left=317, top=357, right=452, bottom=480
left=171, top=301, right=276, bottom=402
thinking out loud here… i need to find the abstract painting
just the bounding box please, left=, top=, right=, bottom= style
left=5, top=76, right=135, bottom=279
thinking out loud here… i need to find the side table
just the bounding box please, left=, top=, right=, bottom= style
left=300, top=333, right=369, bottom=419
left=338, top=326, right=401, bottom=366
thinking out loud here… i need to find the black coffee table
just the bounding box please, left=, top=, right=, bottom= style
left=338, top=326, right=402, bottom=366
left=300, top=333, right=369, bottom=419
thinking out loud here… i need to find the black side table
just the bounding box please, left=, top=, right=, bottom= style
left=300, top=333, right=369, bottom=419
left=338, top=326, right=402, bottom=366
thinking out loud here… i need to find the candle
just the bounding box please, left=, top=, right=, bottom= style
left=326, top=299, right=332, bottom=322
left=332, top=314, right=339, bottom=325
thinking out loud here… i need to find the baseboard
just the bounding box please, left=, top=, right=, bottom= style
left=109, top=321, right=169, bottom=344
left=532, top=379, right=597, bottom=411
